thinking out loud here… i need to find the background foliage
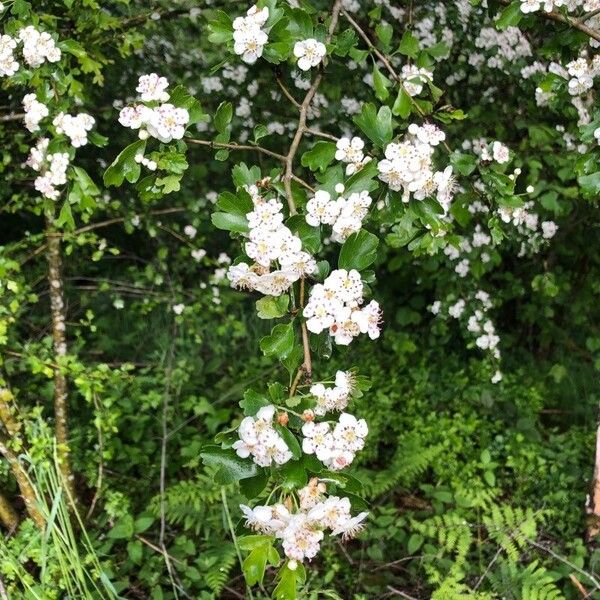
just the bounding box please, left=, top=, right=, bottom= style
left=0, top=0, right=600, bottom=598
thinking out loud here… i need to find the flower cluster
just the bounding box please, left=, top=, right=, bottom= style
left=233, top=5, right=269, bottom=65
left=293, top=38, right=327, bottom=72
left=0, top=34, right=18, bottom=76
left=118, top=74, right=190, bottom=143
left=53, top=112, right=95, bottom=147
left=306, top=185, right=373, bottom=242
left=377, top=123, right=455, bottom=204
left=233, top=405, right=293, bottom=467
left=1, top=26, right=61, bottom=77
left=227, top=185, right=316, bottom=296
left=303, top=269, right=381, bottom=345
left=241, top=480, right=368, bottom=561
left=23, top=93, right=49, bottom=133
left=520, top=0, right=600, bottom=13
left=564, top=55, right=600, bottom=96
left=309, top=370, right=354, bottom=416
left=335, top=136, right=371, bottom=175
left=302, top=413, right=368, bottom=471
left=432, top=290, right=503, bottom=383
left=19, top=26, right=61, bottom=67
left=26, top=138, right=69, bottom=201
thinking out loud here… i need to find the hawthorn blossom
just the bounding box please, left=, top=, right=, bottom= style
left=294, top=38, right=327, bottom=71
left=23, top=93, right=49, bottom=132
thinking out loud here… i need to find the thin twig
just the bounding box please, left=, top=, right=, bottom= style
left=85, top=392, right=104, bottom=521
left=187, top=138, right=285, bottom=162
left=305, top=127, right=339, bottom=142
left=386, top=586, right=419, bottom=600
left=525, top=537, right=600, bottom=590
left=283, top=0, right=343, bottom=215
left=474, top=546, right=502, bottom=590
left=275, top=76, right=301, bottom=109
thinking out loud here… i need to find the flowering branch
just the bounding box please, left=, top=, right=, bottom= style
left=499, top=0, right=600, bottom=42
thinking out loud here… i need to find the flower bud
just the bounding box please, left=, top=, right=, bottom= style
left=302, top=409, right=315, bottom=422
left=277, top=411, right=289, bottom=426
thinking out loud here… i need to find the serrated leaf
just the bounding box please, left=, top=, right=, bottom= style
left=256, top=296, right=290, bottom=319
left=301, top=141, right=337, bottom=173
left=260, top=323, right=295, bottom=358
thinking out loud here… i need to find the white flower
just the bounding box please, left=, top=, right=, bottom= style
left=492, top=141, right=510, bottom=164
left=302, top=422, right=334, bottom=461
left=172, top=303, right=185, bottom=315
left=294, top=38, right=327, bottom=71
left=335, top=137, right=365, bottom=163
left=331, top=511, right=369, bottom=540
left=541, top=220, right=558, bottom=239
left=119, top=104, right=153, bottom=130
left=136, top=73, right=170, bottom=102
left=184, top=225, right=197, bottom=238
left=0, top=35, right=19, bottom=77
left=147, top=104, right=189, bottom=142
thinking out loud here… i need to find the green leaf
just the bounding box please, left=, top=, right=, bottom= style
left=338, top=230, right=379, bottom=271
left=240, top=470, right=270, bottom=498
left=104, top=140, right=146, bottom=187
left=256, top=296, right=290, bottom=319
left=392, top=87, right=412, bottom=119
left=287, top=215, right=321, bottom=253
left=211, top=212, right=250, bottom=233
left=578, top=172, right=600, bottom=197
left=108, top=515, right=134, bottom=539
left=272, top=562, right=306, bottom=600
left=217, top=190, right=253, bottom=216
left=200, top=445, right=257, bottom=483
left=233, top=163, right=262, bottom=188
left=260, top=323, right=295, bottom=359
left=240, top=390, right=271, bottom=416
left=274, top=426, right=302, bottom=461
left=344, top=159, right=379, bottom=195
left=278, top=459, right=307, bottom=488
left=407, top=533, right=424, bottom=554
left=214, top=102, right=233, bottom=134
left=301, top=141, right=337, bottom=173
left=243, top=546, right=268, bottom=586
left=134, top=515, right=154, bottom=533
left=208, top=10, right=233, bottom=43
left=353, top=103, right=393, bottom=148
left=169, top=85, right=208, bottom=126
left=55, top=202, right=75, bottom=230
left=127, top=540, right=143, bottom=564
left=450, top=152, right=477, bottom=176
left=496, top=1, right=523, bottom=30
left=372, top=64, right=391, bottom=101
left=398, top=30, right=419, bottom=58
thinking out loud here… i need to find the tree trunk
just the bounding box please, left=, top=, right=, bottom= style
left=45, top=213, right=76, bottom=503
left=0, top=491, right=19, bottom=532
left=0, top=439, right=44, bottom=530
left=0, top=388, right=42, bottom=529
left=586, top=420, right=600, bottom=541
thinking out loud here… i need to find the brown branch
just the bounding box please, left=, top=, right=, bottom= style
left=498, top=0, right=600, bottom=42
left=275, top=76, right=301, bottom=109
left=0, top=438, right=44, bottom=529
left=587, top=417, right=600, bottom=541
left=187, top=138, right=285, bottom=162
left=0, top=491, right=19, bottom=532
left=0, top=113, right=25, bottom=123
left=45, top=211, right=76, bottom=503
left=283, top=0, right=343, bottom=215
left=305, top=128, right=339, bottom=142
